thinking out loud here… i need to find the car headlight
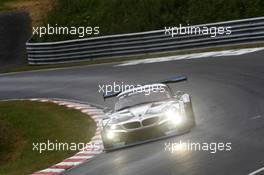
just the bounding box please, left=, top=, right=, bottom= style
left=109, top=124, right=122, bottom=130
left=110, top=125, right=117, bottom=130
left=106, top=131, right=115, bottom=139
left=106, top=124, right=120, bottom=139
left=164, top=107, right=183, bottom=125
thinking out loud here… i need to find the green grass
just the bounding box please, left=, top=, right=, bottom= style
left=34, top=0, right=264, bottom=42
left=0, top=0, right=10, bottom=5
left=0, top=100, right=96, bottom=175
left=0, top=0, right=13, bottom=10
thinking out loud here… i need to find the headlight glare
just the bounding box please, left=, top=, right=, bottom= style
left=165, top=107, right=182, bottom=125
left=106, top=131, right=115, bottom=139
left=110, top=125, right=117, bottom=130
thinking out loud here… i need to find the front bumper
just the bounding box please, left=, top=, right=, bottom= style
left=104, top=118, right=190, bottom=147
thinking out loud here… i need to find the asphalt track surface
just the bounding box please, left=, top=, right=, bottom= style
left=0, top=50, right=264, bottom=175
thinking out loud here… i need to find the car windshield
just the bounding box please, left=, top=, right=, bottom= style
left=115, top=87, right=171, bottom=111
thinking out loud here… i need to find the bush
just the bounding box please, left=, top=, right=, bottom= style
left=35, top=0, right=264, bottom=41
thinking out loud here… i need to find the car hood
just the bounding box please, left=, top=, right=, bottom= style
left=107, top=100, right=176, bottom=124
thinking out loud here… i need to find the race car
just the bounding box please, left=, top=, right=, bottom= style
left=101, top=75, right=195, bottom=150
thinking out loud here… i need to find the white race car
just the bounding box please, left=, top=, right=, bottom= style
left=101, top=75, right=195, bottom=150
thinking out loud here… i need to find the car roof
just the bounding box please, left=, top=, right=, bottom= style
left=117, top=83, right=168, bottom=97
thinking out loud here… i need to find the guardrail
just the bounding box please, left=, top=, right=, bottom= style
left=26, top=17, right=264, bottom=65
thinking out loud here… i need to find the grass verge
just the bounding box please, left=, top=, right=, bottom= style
left=39, top=0, right=264, bottom=42
left=0, top=100, right=96, bottom=175
left=0, top=0, right=56, bottom=26
left=2, top=1, right=264, bottom=41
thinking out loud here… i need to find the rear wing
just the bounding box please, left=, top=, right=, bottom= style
left=103, top=74, right=187, bottom=100
left=103, top=91, right=120, bottom=100
left=159, top=74, right=187, bottom=84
